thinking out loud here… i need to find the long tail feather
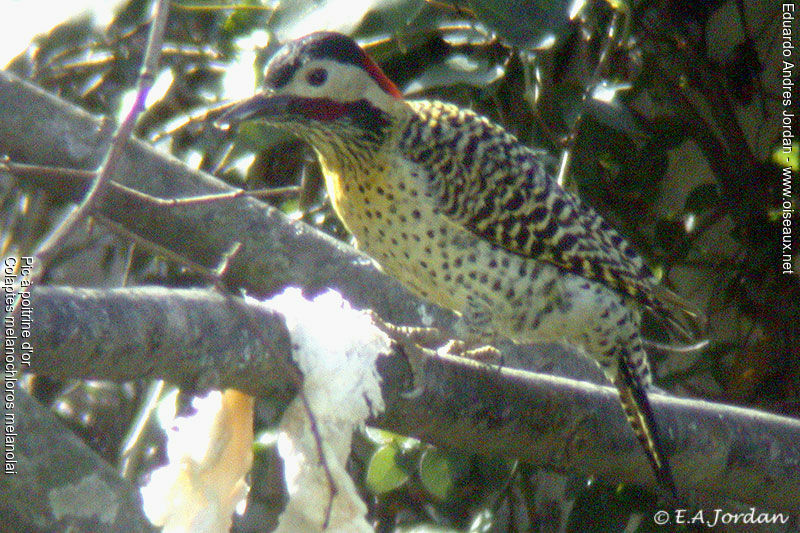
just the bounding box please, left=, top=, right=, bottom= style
left=614, top=355, right=678, bottom=499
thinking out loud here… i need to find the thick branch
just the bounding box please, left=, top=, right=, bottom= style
left=1, top=386, right=152, bottom=532
left=16, top=285, right=800, bottom=511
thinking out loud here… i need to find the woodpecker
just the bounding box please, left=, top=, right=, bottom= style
left=221, top=31, right=703, bottom=497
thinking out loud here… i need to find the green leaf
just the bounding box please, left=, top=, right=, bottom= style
left=366, top=444, right=410, bottom=494
left=684, top=183, right=720, bottom=213
left=363, top=427, right=421, bottom=449
left=363, top=426, right=397, bottom=444
left=418, top=448, right=453, bottom=500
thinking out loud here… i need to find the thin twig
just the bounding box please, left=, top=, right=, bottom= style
left=94, top=214, right=222, bottom=281
left=24, top=0, right=171, bottom=289
left=4, top=160, right=302, bottom=205
left=1, top=160, right=95, bottom=182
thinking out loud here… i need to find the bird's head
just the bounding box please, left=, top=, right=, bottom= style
left=220, top=32, right=406, bottom=158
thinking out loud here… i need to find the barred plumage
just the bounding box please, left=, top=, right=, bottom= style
left=221, top=31, right=705, bottom=498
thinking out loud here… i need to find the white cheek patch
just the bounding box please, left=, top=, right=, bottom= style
left=281, top=60, right=382, bottom=105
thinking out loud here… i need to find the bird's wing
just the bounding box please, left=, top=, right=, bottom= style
left=401, top=100, right=702, bottom=331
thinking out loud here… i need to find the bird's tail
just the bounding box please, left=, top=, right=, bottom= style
left=614, top=354, right=678, bottom=499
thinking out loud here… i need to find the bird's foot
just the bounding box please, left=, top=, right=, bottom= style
left=365, top=310, right=448, bottom=349
left=366, top=311, right=502, bottom=363
left=439, top=340, right=502, bottom=363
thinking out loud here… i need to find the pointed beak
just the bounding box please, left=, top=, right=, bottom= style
left=215, top=92, right=292, bottom=128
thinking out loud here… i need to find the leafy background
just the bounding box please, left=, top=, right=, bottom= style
left=1, top=0, right=797, bottom=530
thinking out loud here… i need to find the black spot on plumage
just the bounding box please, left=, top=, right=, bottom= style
left=558, top=233, right=578, bottom=251
left=516, top=226, right=530, bottom=248
left=528, top=206, right=549, bottom=226
left=473, top=202, right=493, bottom=222
left=478, top=127, right=493, bottom=143
left=526, top=239, right=544, bottom=257
left=463, top=136, right=479, bottom=167
left=505, top=190, right=525, bottom=211
left=537, top=218, right=559, bottom=240
left=551, top=198, right=567, bottom=216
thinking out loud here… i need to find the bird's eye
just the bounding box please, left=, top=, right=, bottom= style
left=306, top=68, right=328, bottom=87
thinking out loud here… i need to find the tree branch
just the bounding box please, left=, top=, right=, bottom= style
left=0, top=385, right=152, bottom=532
left=14, top=285, right=800, bottom=511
